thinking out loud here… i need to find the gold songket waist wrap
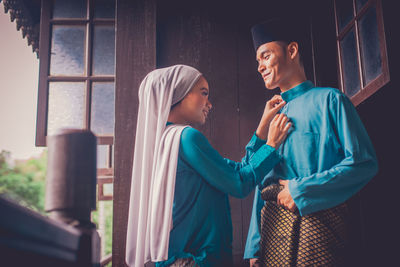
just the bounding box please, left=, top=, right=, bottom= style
left=259, top=183, right=348, bottom=267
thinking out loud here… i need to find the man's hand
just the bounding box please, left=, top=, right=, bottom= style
left=277, top=179, right=297, bottom=212
left=249, top=258, right=263, bottom=267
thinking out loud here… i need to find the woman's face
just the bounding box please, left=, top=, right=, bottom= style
left=175, top=76, right=212, bottom=125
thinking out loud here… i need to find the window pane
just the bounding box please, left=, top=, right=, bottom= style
left=103, top=183, right=113, bottom=196
left=50, top=26, right=85, bottom=76
left=53, top=0, right=87, bottom=19
left=356, top=0, right=369, bottom=12
left=48, top=82, right=85, bottom=136
left=97, top=145, right=109, bottom=168
left=340, top=29, right=361, bottom=97
left=92, top=200, right=113, bottom=259
left=93, top=26, right=115, bottom=75
left=94, top=0, right=116, bottom=19
left=359, top=5, right=382, bottom=85
left=336, top=0, right=354, bottom=32
left=91, top=83, right=115, bottom=135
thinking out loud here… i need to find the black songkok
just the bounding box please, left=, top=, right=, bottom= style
left=251, top=18, right=304, bottom=51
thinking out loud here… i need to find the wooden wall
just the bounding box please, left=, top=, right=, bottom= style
left=113, top=0, right=315, bottom=266
left=311, top=1, right=400, bottom=266
left=155, top=1, right=313, bottom=265
left=113, top=0, right=156, bottom=266
left=112, top=0, right=400, bottom=266
left=354, top=0, right=400, bottom=265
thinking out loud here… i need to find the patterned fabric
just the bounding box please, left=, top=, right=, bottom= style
left=260, top=184, right=348, bottom=266
left=260, top=183, right=284, bottom=201
left=169, top=258, right=198, bottom=267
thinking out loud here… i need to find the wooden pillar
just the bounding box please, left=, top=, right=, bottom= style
left=45, top=129, right=97, bottom=226
left=113, top=0, right=156, bottom=266
left=43, top=128, right=100, bottom=266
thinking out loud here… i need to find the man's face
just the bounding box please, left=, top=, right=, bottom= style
left=256, top=41, right=290, bottom=90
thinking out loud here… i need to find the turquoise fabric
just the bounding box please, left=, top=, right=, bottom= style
left=244, top=80, right=378, bottom=259
left=156, top=125, right=279, bottom=267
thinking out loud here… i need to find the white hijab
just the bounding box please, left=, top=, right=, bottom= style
left=125, top=65, right=202, bottom=267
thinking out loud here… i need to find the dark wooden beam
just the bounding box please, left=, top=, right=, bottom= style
left=35, top=0, right=51, bottom=146
left=113, top=0, right=156, bottom=266
left=0, top=195, right=100, bottom=266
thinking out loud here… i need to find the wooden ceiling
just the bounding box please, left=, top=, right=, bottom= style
left=1, top=0, right=41, bottom=56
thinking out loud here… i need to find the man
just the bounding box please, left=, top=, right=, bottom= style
left=244, top=18, right=378, bottom=266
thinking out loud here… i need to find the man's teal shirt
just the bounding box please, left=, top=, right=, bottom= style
left=244, top=80, right=378, bottom=259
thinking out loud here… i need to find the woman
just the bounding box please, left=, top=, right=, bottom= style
left=125, top=65, right=291, bottom=267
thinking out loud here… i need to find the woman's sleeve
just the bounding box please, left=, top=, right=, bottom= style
left=180, top=127, right=280, bottom=198
left=223, top=132, right=269, bottom=171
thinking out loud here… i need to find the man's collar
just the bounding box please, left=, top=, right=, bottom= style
left=281, top=80, right=314, bottom=102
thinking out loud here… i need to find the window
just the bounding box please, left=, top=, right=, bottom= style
left=36, top=0, right=115, bottom=146
left=35, top=0, right=115, bottom=197
left=334, top=0, right=389, bottom=106
left=35, top=0, right=115, bottom=263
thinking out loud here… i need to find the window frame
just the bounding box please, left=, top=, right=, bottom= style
left=334, top=0, right=389, bottom=106
left=36, top=0, right=115, bottom=146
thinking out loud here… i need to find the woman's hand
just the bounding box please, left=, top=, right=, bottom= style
left=266, top=113, right=292, bottom=149
left=256, top=95, right=286, bottom=140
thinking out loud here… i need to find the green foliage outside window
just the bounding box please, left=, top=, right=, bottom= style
left=0, top=150, right=47, bottom=214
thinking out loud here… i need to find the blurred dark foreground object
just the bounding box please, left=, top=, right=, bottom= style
left=45, top=128, right=97, bottom=226
left=0, top=129, right=100, bottom=267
